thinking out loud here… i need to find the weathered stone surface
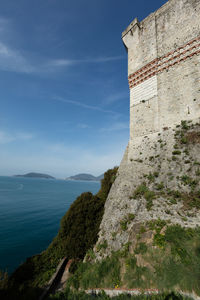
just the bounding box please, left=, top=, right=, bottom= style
left=95, top=121, right=200, bottom=258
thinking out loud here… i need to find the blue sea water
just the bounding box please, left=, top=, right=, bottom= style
left=0, top=176, right=100, bottom=274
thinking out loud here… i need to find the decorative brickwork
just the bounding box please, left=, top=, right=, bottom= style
left=128, top=35, right=200, bottom=89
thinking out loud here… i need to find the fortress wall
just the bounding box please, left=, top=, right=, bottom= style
left=122, top=0, right=200, bottom=141
left=130, top=76, right=159, bottom=139
left=130, top=96, right=159, bottom=139
left=158, top=56, right=200, bottom=129
left=130, top=76, right=158, bottom=107
left=123, top=15, right=157, bottom=75
left=156, top=0, right=200, bottom=129
left=156, top=0, right=200, bottom=57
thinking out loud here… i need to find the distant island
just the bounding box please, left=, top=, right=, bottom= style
left=66, top=173, right=104, bottom=181
left=14, top=172, right=55, bottom=179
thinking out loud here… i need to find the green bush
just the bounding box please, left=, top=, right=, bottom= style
left=120, top=219, right=128, bottom=231
left=147, top=219, right=167, bottom=233
left=96, top=240, right=108, bottom=252
left=153, top=233, right=166, bottom=248
left=181, top=136, right=188, bottom=144
left=172, top=150, right=182, bottom=155
left=133, top=184, right=148, bottom=198
left=181, top=120, right=190, bottom=130
left=128, top=213, right=135, bottom=221
left=181, top=176, right=197, bottom=188
left=147, top=173, right=155, bottom=182
left=169, top=198, right=177, bottom=205
left=97, top=167, right=118, bottom=201
left=135, top=243, right=147, bottom=254
left=68, top=253, right=121, bottom=290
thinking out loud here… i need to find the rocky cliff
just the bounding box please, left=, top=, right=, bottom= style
left=95, top=119, right=200, bottom=258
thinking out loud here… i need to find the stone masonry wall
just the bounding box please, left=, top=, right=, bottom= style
left=122, top=0, right=200, bottom=140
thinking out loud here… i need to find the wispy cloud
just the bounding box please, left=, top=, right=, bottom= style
left=0, top=17, right=123, bottom=75
left=86, top=56, right=124, bottom=63
left=46, top=59, right=75, bottom=67
left=100, top=121, right=129, bottom=132
left=0, top=16, right=124, bottom=75
left=0, top=17, right=35, bottom=73
left=104, top=91, right=128, bottom=105
left=47, top=55, right=124, bottom=68
left=0, top=130, right=33, bottom=144
left=52, top=96, right=119, bottom=115
left=0, top=42, right=124, bottom=74
left=0, top=42, right=35, bottom=73
left=0, top=17, right=8, bottom=30
left=0, top=16, right=12, bottom=36
left=77, top=123, right=90, bottom=129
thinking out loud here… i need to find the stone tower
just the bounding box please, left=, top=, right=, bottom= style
left=95, top=0, right=200, bottom=261
left=122, top=0, right=200, bottom=150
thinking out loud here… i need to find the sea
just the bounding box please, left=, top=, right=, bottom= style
left=0, top=176, right=100, bottom=274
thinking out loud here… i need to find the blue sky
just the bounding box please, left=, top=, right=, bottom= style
left=0, top=0, right=166, bottom=178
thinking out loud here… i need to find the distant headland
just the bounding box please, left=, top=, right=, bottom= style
left=65, top=173, right=104, bottom=181
left=14, top=172, right=55, bottom=179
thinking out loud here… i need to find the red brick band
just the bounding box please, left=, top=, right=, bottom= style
left=128, top=35, right=200, bottom=89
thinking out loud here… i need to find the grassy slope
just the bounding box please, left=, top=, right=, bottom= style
left=67, top=222, right=200, bottom=295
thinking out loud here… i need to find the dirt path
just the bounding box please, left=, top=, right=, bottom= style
left=85, top=288, right=200, bottom=300
left=86, top=288, right=159, bottom=297
left=55, top=259, right=73, bottom=292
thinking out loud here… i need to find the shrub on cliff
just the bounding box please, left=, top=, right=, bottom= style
left=56, top=192, right=104, bottom=259
left=46, top=166, right=118, bottom=261
left=3, top=167, right=118, bottom=300
left=97, top=166, right=118, bottom=201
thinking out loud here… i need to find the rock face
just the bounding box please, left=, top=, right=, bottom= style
left=95, top=120, right=200, bottom=258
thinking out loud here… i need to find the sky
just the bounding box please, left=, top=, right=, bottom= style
left=0, top=0, right=166, bottom=178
